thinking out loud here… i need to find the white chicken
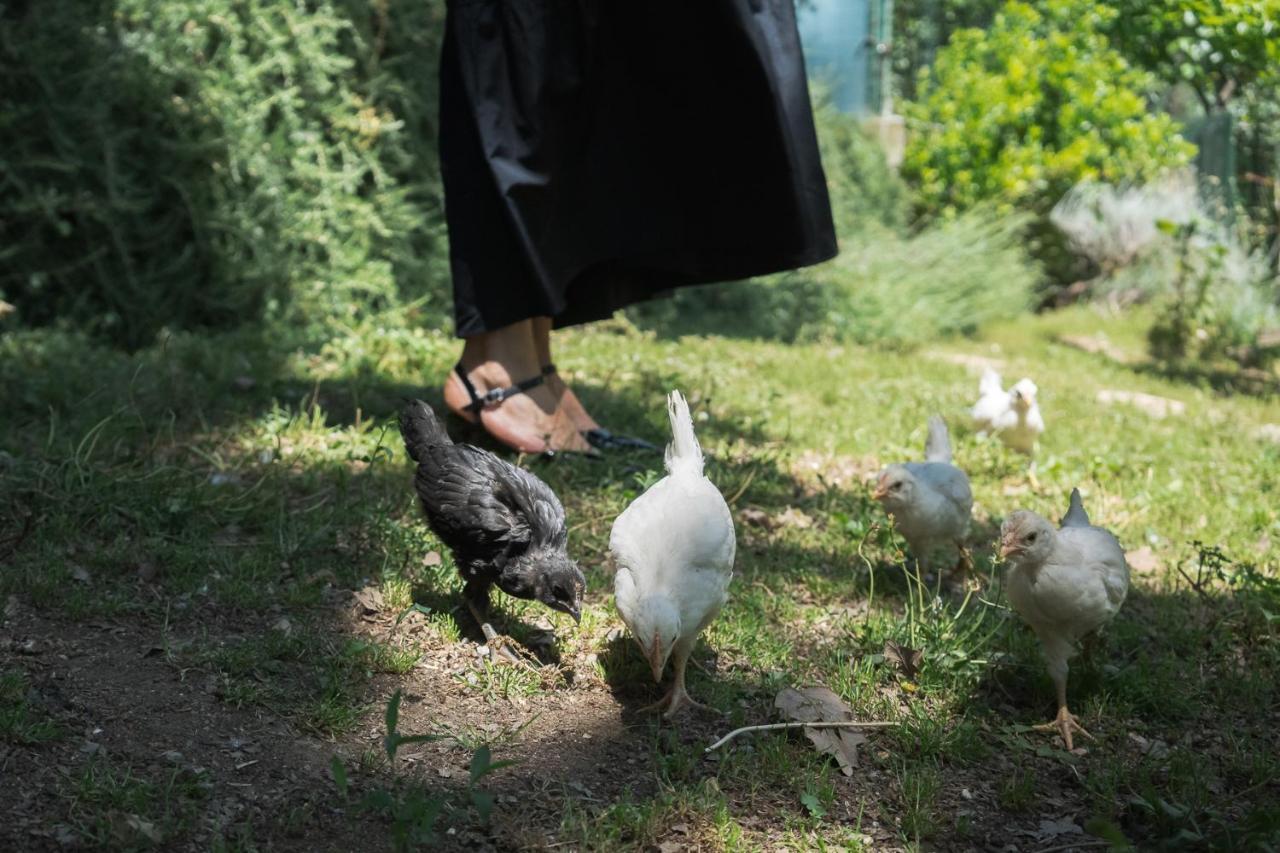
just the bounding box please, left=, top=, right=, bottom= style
left=971, top=368, right=1044, bottom=456
left=873, top=416, right=973, bottom=579
left=1001, top=488, right=1129, bottom=750
left=611, top=391, right=735, bottom=718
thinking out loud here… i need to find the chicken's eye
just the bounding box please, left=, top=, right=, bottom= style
left=1026, top=532, right=1038, bottom=542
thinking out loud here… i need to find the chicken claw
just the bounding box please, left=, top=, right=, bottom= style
left=1034, top=706, right=1096, bottom=751
left=642, top=686, right=719, bottom=720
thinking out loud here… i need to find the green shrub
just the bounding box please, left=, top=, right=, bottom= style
left=902, top=0, right=1195, bottom=220
left=796, top=208, right=1039, bottom=346
left=632, top=208, right=1039, bottom=348
left=0, top=0, right=450, bottom=350
left=813, top=102, right=911, bottom=237
left=1143, top=222, right=1280, bottom=367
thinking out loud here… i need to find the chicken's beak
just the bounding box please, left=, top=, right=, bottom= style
left=568, top=606, right=581, bottom=625
left=872, top=482, right=888, bottom=500
left=648, top=632, right=664, bottom=682
left=999, top=539, right=1020, bottom=559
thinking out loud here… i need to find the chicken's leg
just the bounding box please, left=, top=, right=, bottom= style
left=949, top=540, right=975, bottom=588
left=463, top=582, right=520, bottom=664
left=1033, top=673, right=1095, bottom=750
left=643, top=638, right=718, bottom=719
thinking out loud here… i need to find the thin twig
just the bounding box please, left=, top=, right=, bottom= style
left=705, top=720, right=896, bottom=753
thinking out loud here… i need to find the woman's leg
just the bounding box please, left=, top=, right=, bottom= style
left=532, top=317, right=600, bottom=433
left=443, top=319, right=591, bottom=454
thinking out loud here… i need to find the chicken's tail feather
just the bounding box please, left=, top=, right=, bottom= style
left=924, top=415, right=952, bottom=463
left=979, top=368, right=1003, bottom=396
left=400, top=399, right=452, bottom=462
left=1060, top=487, right=1091, bottom=528
left=664, top=390, right=703, bottom=477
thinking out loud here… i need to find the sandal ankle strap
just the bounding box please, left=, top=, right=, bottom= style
left=455, top=363, right=546, bottom=414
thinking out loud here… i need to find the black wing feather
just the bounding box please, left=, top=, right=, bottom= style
left=413, top=443, right=567, bottom=565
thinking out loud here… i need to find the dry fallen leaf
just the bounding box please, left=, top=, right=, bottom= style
left=353, top=586, right=384, bottom=615
left=1033, top=817, right=1083, bottom=841
left=774, top=686, right=866, bottom=776
left=882, top=640, right=923, bottom=681
left=738, top=507, right=773, bottom=530
left=422, top=550, right=443, bottom=567
left=108, top=811, right=162, bottom=845
left=776, top=507, right=814, bottom=530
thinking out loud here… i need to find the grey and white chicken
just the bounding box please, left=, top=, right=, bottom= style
left=611, top=391, right=735, bottom=718
left=971, top=369, right=1044, bottom=456
left=874, top=416, right=973, bottom=578
left=1001, top=488, right=1129, bottom=750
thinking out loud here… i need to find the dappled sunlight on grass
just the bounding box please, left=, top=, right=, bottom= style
left=1, top=309, right=1278, bottom=849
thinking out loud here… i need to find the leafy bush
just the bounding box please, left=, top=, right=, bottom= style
left=796, top=209, right=1038, bottom=346
left=0, top=0, right=450, bottom=349
left=902, top=0, right=1195, bottom=219
left=1046, top=177, right=1279, bottom=367
left=813, top=103, right=911, bottom=237
left=1145, top=220, right=1279, bottom=366
left=1106, top=2, right=1280, bottom=264
left=1050, top=175, right=1201, bottom=275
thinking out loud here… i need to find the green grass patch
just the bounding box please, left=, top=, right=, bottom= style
left=0, top=304, right=1277, bottom=848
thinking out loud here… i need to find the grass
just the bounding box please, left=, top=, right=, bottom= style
left=1, top=304, right=1278, bottom=849
left=0, top=670, right=63, bottom=745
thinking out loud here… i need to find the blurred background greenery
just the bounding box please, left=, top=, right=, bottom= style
left=1, top=0, right=1276, bottom=369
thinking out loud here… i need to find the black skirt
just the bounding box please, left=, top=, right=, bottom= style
left=439, top=0, right=838, bottom=337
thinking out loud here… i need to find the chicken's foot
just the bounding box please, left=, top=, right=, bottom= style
left=641, top=683, right=717, bottom=719
left=645, top=651, right=723, bottom=720
left=1033, top=705, right=1095, bottom=751
left=465, top=600, right=522, bottom=665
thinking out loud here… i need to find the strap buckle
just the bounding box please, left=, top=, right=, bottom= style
left=479, top=387, right=508, bottom=408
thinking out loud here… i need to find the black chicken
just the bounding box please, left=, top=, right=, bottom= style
left=399, top=400, right=584, bottom=650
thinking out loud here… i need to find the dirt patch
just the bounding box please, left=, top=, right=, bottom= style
left=0, top=606, right=389, bottom=851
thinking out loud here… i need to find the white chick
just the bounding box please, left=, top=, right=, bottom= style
left=971, top=369, right=1044, bottom=455
left=1001, top=488, right=1129, bottom=750
left=873, top=416, right=973, bottom=578
left=611, top=391, right=735, bottom=718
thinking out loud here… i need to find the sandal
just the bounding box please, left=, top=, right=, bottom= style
left=451, top=362, right=547, bottom=423
left=449, top=363, right=600, bottom=459
left=542, top=364, right=659, bottom=452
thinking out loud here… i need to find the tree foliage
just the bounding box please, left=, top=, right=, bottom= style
left=902, top=0, right=1195, bottom=219
left=1109, top=1, right=1280, bottom=112
left=890, top=0, right=1004, bottom=102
